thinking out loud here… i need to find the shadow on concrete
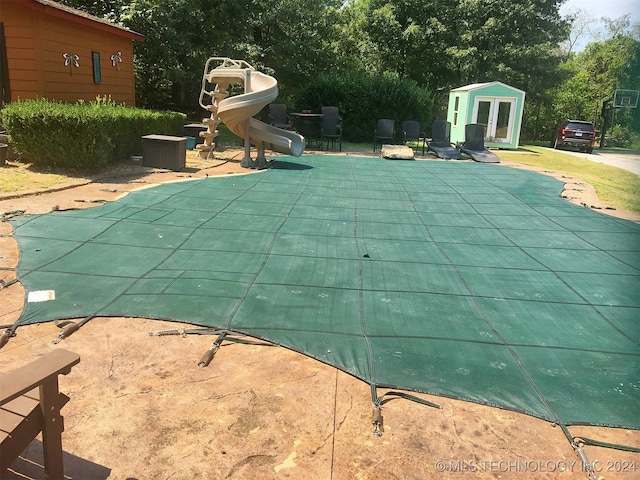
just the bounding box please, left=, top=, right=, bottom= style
left=4, top=439, right=111, bottom=480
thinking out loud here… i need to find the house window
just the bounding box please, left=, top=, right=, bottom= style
left=453, top=95, right=460, bottom=127
left=92, top=51, right=101, bottom=83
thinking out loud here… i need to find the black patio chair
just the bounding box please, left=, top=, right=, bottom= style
left=321, top=106, right=340, bottom=118
left=373, top=119, right=395, bottom=152
left=462, top=123, right=486, bottom=150
left=427, top=120, right=462, bottom=159
left=268, top=104, right=292, bottom=130
left=320, top=114, right=342, bottom=151
left=456, top=123, right=500, bottom=163
left=402, top=120, right=426, bottom=154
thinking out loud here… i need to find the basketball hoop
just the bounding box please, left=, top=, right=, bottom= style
left=613, top=89, right=639, bottom=108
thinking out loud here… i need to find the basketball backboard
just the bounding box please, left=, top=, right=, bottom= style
left=613, top=89, right=639, bottom=108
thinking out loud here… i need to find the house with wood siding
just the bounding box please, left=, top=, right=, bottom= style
left=0, top=0, right=143, bottom=106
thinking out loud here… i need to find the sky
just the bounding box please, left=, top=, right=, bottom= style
left=559, top=0, right=640, bottom=50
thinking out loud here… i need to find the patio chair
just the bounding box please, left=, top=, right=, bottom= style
left=321, top=106, right=342, bottom=123
left=462, top=123, right=486, bottom=150
left=402, top=120, right=426, bottom=154
left=320, top=113, right=342, bottom=151
left=426, top=120, right=462, bottom=159
left=456, top=123, right=500, bottom=163
left=373, top=119, right=395, bottom=152
left=268, top=104, right=292, bottom=130
left=1, top=349, right=81, bottom=478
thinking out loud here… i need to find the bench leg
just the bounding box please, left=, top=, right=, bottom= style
left=39, top=378, right=65, bottom=480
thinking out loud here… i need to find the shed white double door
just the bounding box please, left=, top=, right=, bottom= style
left=472, top=97, right=516, bottom=143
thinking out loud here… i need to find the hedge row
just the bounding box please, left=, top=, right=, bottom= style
left=292, top=72, right=434, bottom=143
left=0, top=98, right=186, bottom=168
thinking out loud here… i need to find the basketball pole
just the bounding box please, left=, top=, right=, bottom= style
left=599, top=99, right=611, bottom=149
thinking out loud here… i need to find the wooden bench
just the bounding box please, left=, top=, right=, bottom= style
left=1, top=349, right=80, bottom=479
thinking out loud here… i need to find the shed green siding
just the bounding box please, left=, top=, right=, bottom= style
left=446, top=82, right=525, bottom=150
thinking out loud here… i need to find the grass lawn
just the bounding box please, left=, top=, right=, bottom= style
left=0, top=161, right=81, bottom=194
left=496, top=146, right=640, bottom=214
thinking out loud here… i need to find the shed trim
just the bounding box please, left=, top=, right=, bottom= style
left=451, top=81, right=525, bottom=95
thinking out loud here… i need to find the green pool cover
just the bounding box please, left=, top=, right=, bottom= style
left=9, top=155, right=640, bottom=432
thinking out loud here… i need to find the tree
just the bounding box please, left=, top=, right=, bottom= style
left=339, top=0, right=460, bottom=88
left=342, top=0, right=571, bottom=91
left=118, top=0, right=344, bottom=110
left=238, top=0, right=345, bottom=98
left=444, top=0, right=569, bottom=93
left=595, top=14, right=634, bottom=42
left=542, top=31, right=640, bottom=144
left=580, top=34, right=640, bottom=134
left=119, top=0, right=249, bottom=110
left=561, top=9, right=597, bottom=54
left=341, top=0, right=571, bottom=124
left=56, top=0, right=128, bottom=21
left=62, top=0, right=344, bottom=110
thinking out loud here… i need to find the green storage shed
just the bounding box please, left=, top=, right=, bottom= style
left=447, top=81, right=525, bottom=150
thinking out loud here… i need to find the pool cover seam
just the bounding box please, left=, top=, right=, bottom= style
left=411, top=164, right=568, bottom=428
left=217, top=169, right=315, bottom=330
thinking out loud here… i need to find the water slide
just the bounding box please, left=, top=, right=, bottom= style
left=198, top=58, right=304, bottom=167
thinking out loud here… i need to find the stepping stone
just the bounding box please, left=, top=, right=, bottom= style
left=381, top=144, right=414, bottom=160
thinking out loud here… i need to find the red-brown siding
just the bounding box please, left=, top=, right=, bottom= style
left=0, top=0, right=143, bottom=105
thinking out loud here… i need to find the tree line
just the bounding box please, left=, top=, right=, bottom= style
left=60, top=0, right=639, bottom=144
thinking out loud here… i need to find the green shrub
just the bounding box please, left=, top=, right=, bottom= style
left=608, top=125, right=632, bottom=148
left=293, top=72, right=433, bottom=143
left=0, top=98, right=186, bottom=168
